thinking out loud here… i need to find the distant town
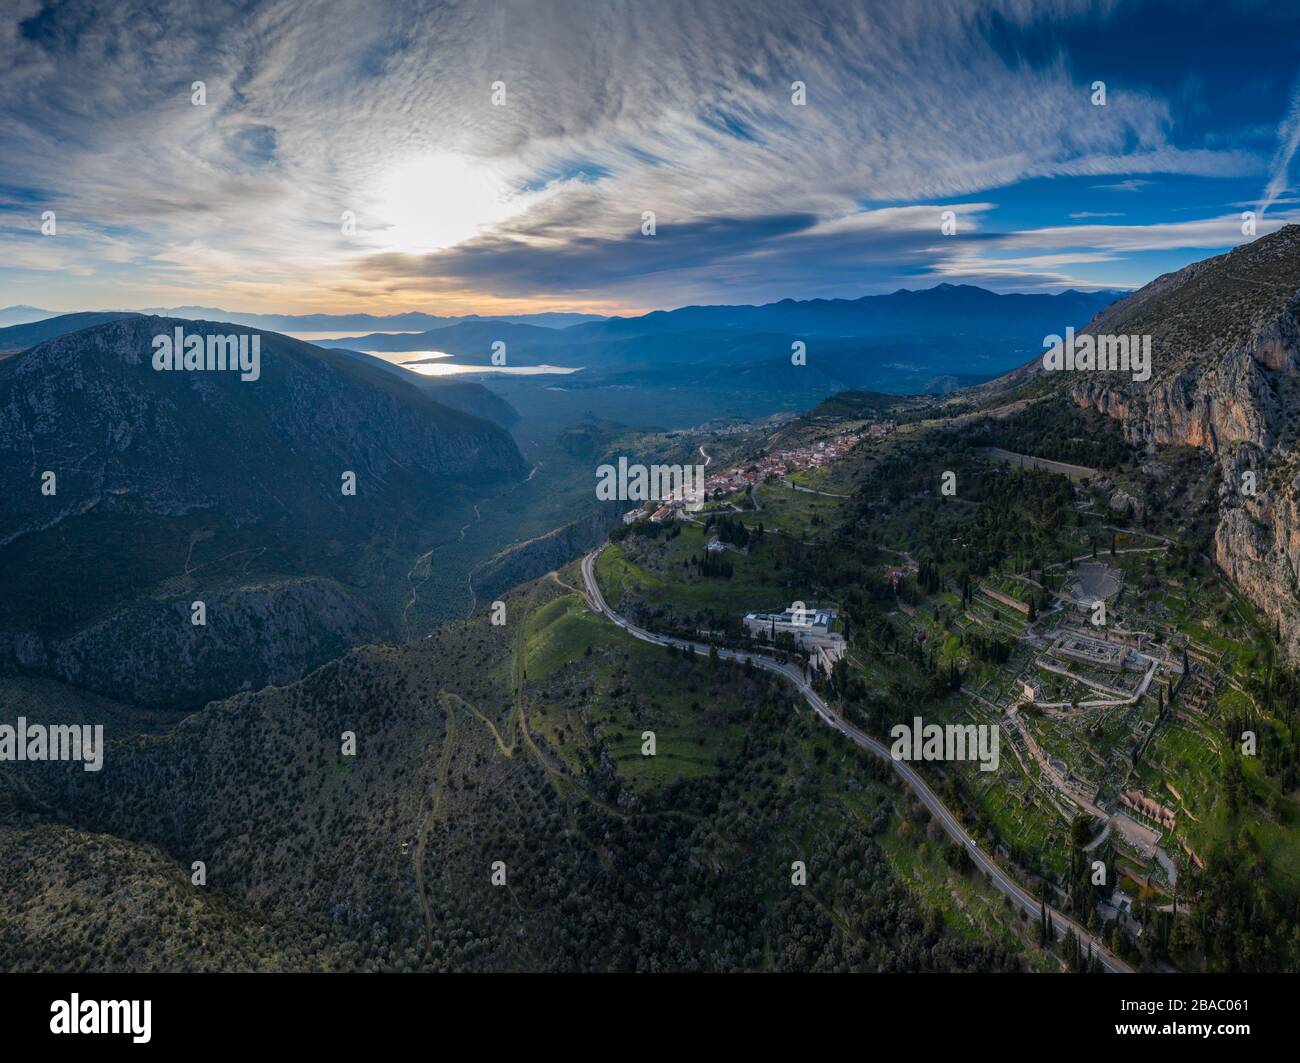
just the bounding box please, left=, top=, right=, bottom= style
left=628, top=425, right=888, bottom=525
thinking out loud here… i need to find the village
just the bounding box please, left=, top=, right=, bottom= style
left=627, top=425, right=884, bottom=525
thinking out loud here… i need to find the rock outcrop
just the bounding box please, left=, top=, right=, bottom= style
left=1008, top=226, right=1300, bottom=658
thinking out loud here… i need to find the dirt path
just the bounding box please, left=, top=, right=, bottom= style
left=546, top=570, right=582, bottom=595
left=444, top=690, right=515, bottom=756
left=511, top=621, right=571, bottom=794
left=413, top=694, right=458, bottom=957
left=782, top=478, right=849, bottom=498
left=509, top=602, right=638, bottom=832
left=458, top=504, right=481, bottom=542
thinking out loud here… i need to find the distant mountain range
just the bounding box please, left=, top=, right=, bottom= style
left=2, top=284, right=1124, bottom=350
left=1, top=286, right=1127, bottom=406
left=317, top=284, right=1124, bottom=400
left=323, top=284, right=1125, bottom=352
left=584, top=283, right=1127, bottom=338
left=0, top=305, right=55, bottom=329
left=0, top=311, right=141, bottom=349
left=0, top=305, right=605, bottom=332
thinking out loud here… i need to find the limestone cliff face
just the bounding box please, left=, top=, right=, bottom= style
left=1070, top=346, right=1278, bottom=453
left=1036, top=226, right=1300, bottom=659
left=1212, top=464, right=1300, bottom=661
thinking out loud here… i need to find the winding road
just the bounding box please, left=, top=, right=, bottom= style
left=580, top=546, right=1132, bottom=974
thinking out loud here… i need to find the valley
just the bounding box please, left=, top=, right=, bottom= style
left=576, top=228, right=1300, bottom=971
left=4, top=235, right=1300, bottom=976
left=10, top=0, right=1300, bottom=1035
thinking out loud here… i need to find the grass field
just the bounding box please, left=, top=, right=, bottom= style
left=750, top=480, right=843, bottom=538
left=521, top=573, right=748, bottom=790
left=519, top=562, right=1043, bottom=965
left=597, top=523, right=803, bottom=619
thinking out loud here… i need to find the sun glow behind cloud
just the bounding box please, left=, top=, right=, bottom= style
left=2, top=0, right=1300, bottom=314
left=370, top=153, right=532, bottom=254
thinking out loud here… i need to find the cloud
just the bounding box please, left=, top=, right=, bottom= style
left=920, top=212, right=1300, bottom=291
left=1090, top=178, right=1155, bottom=192
left=1259, top=67, right=1300, bottom=215
left=993, top=213, right=1295, bottom=252
left=355, top=202, right=1009, bottom=305
left=0, top=0, right=1275, bottom=310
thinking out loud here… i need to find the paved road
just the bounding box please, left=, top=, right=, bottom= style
left=580, top=547, right=1132, bottom=974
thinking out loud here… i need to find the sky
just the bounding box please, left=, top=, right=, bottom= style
left=2, top=0, right=1300, bottom=317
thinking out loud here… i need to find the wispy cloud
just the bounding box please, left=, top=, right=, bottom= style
left=923, top=212, right=1299, bottom=291
left=0, top=0, right=1280, bottom=310
left=1090, top=178, right=1155, bottom=192
left=1259, top=68, right=1300, bottom=215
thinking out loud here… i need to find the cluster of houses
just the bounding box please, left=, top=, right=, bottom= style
left=628, top=430, right=870, bottom=525
left=702, top=430, right=869, bottom=498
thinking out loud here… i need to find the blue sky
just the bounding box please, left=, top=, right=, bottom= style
left=2, top=0, right=1299, bottom=316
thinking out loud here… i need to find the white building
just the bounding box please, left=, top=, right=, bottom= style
left=744, top=607, right=836, bottom=640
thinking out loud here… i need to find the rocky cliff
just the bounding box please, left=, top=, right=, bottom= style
left=1005, top=226, right=1300, bottom=658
